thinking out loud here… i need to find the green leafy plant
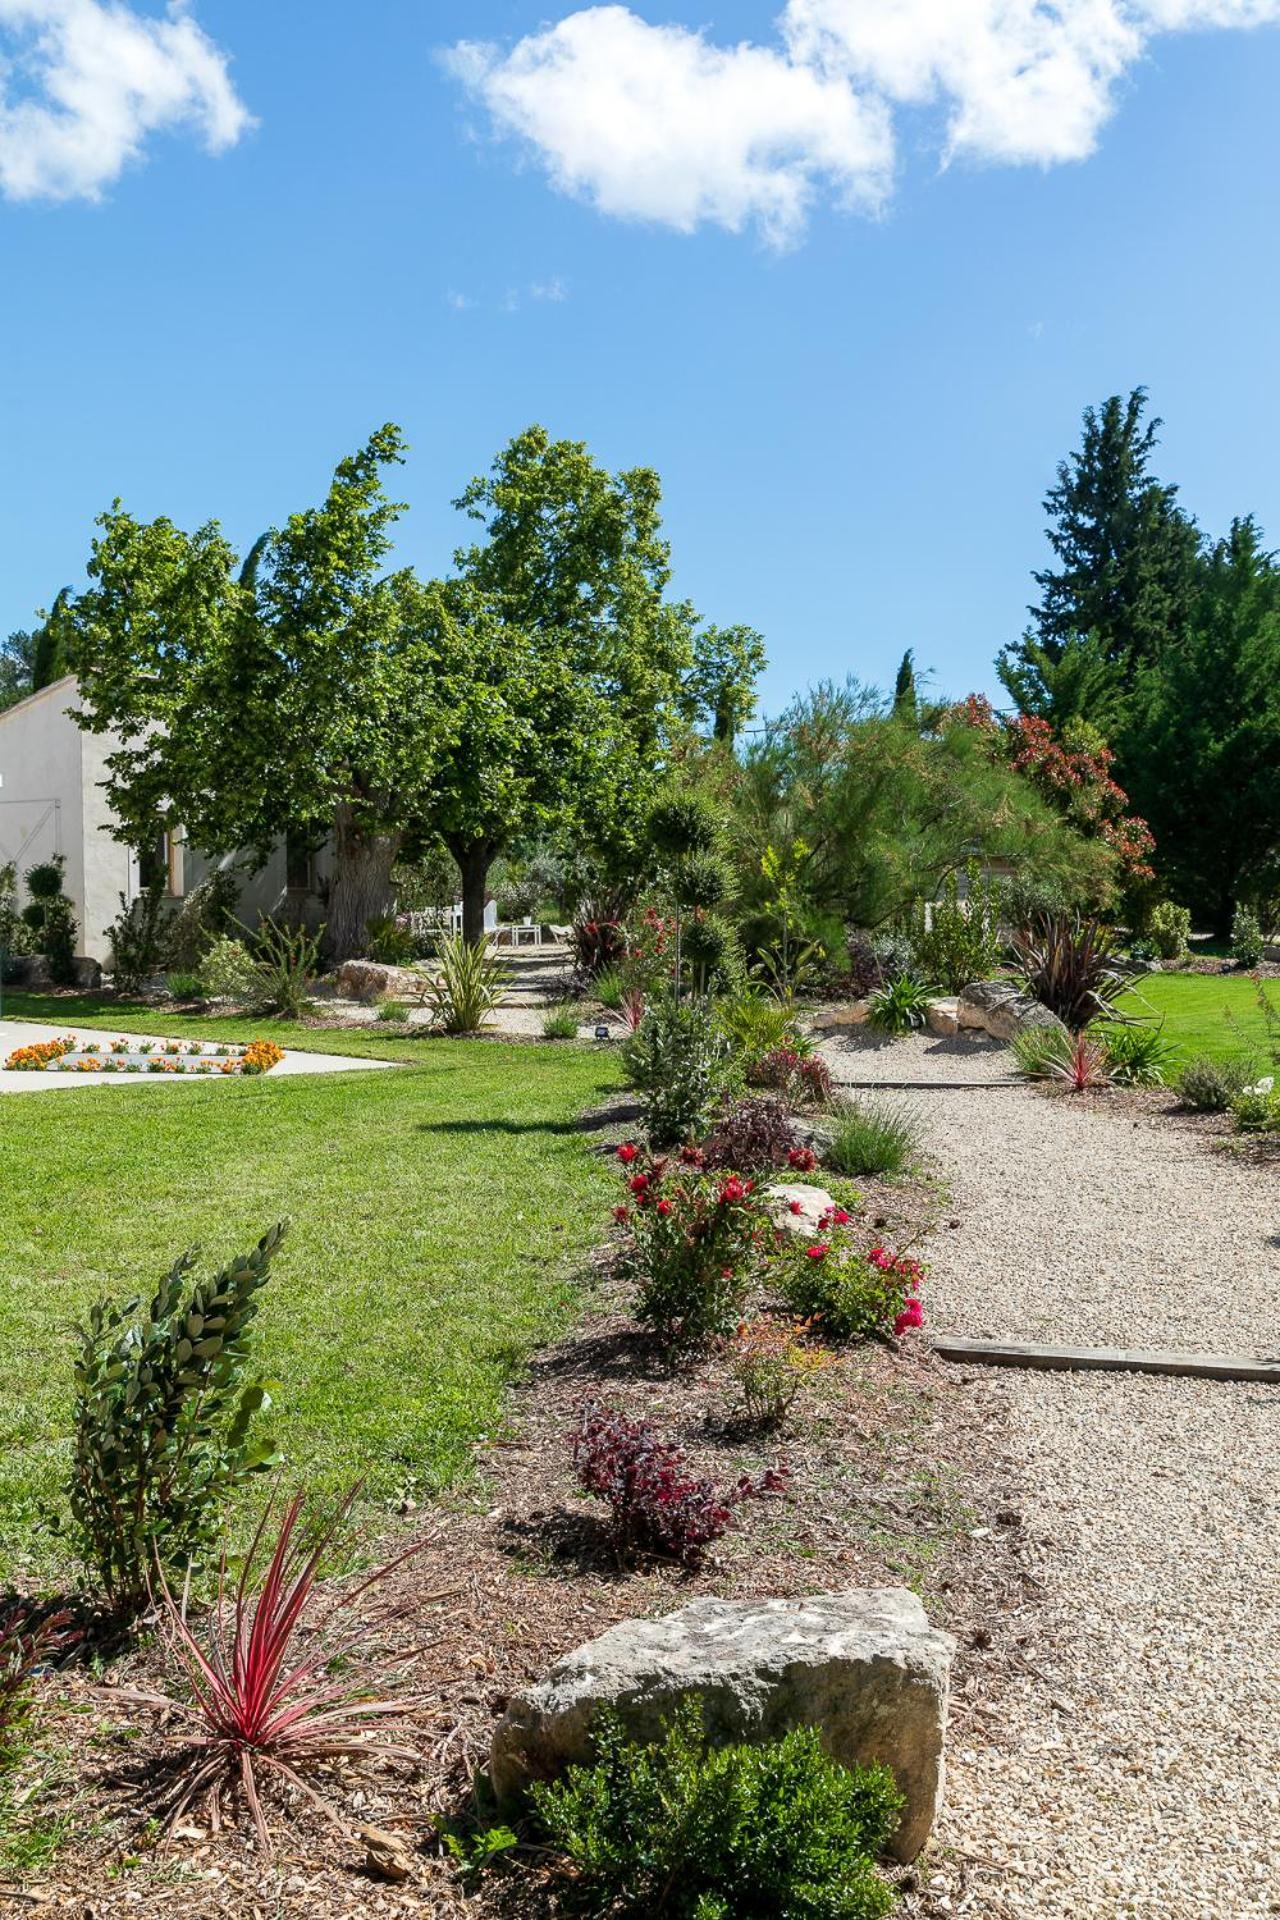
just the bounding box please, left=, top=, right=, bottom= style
left=908, top=861, right=1002, bottom=992
left=717, top=986, right=804, bottom=1072
left=252, top=916, right=323, bottom=1019
left=1230, top=904, right=1265, bottom=968
left=1012, top=912, right=1127, bottom=1027
left=824, top=1098, right=920, bottom=1177
left=163, top=867, right=241, bottom=971
left=866, top=974, right=934, bottom=1035
left=620, top=989, right=735, bottom=1147
left=65, top=1224, right=287, bottom=1612
left=594, top=966, right=625, bottom=1012
left=107, top=886, right=170, bottom=994
left=0, top=862, right=34, bottom=976
left=366, top=914, right=418, bottom=966
left=614, top=1146, right=770, bottom=1349
left=542, top=1003, right=581, bottom=1040
left=423, top=933, right=509, bottom=1035
left=376, top=997, right=410, bottom=1023
left=531, top=1700, right=903, bottom=1920
left=1147, top=901, right=1191, bottom=961
left=1097, top=1023, right=1178, bottom=1086
left=166, top=970, right=204, bottom=1002
left=197, top=934, right=263, bottom=1004
left=1176, top=1052, right=1257, bottom=1113
left=441, top=1822, right=520, bottom=1887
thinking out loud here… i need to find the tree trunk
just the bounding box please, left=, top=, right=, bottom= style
left=326, top=806, right=401, bottom=961
left=452, top=840, right=494, bottom=948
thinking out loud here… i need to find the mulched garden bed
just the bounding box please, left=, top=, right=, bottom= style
left=6, top=1171, right=1035, bottom=1920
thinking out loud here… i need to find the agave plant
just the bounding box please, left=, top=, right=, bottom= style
left=423, top=933, right=510, bottom=1035
left=1011, top=911, right=1127, bottom=1029
left=150, top=1486, right=420, bottom=1854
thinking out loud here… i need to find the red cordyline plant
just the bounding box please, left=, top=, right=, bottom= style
left=149, top=1485, right=420, bottom=1854
left=573, top=1403, right=787, bottom=1567
left=1, top=1603, right=78, bottom=1772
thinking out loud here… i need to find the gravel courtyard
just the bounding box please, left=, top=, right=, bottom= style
left=820, top=1029, right=1280, bottom=1919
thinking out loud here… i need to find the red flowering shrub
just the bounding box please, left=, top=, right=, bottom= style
left=787, top=1145, right=818, bottom=1173
left=702, top=1096, right=797, bottom=1174
left=751, top=1049, right=834, bottom=1107
left=613, top=1146, right=774, bottom=1349
left=774, top=1207, right=926, bottom=1343
left=572, top=1403, right=786, bottom=1566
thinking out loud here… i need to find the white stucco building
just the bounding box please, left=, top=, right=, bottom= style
left=0, top=677, right=328, bottom=962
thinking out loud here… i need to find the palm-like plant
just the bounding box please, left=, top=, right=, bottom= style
left=423, top=933, right=509, bottom=1034
left=151, top=1487, right=419, bottom=1853
left=1013, top=1025, right=1112, bottom=1091
left=1011, top=911, right=1127, bottom=1028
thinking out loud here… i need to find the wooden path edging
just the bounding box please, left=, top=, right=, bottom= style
left=932, top=1336, right=1280, bottom=1386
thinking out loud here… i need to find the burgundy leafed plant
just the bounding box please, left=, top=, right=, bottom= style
left=572, top=1403, right=786, bottom=1567
left=152, top=1485, right=420, bottom=1853
left=1, top=1603, right=78, bottom=1771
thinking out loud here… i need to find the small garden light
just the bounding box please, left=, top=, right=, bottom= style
left=594, top=1023, right=611, bottom=1043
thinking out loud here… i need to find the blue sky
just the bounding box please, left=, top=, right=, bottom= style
left=1, top=1, right=1279, bottom=719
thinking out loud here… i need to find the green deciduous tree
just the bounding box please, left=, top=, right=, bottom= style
left=69, top=427, right=456, bottom=959
left=433, top=426, right=698, bottom=942
left=684, top=621, right=767, bottom=743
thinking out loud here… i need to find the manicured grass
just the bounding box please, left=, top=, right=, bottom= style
left=0, top=1018, right=623, bottom=1581
left=1116, top=970, right=1277, bottom=1065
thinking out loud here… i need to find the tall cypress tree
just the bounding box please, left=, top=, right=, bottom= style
left=892, top=648, right=918, bottom=721
left=1001, top=389, right=1200, bottom=699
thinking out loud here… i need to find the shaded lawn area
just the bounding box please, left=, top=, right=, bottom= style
left=1117, top=970, right=1277, bottom=1064
left=0, top=1030, right=623, bottom=1582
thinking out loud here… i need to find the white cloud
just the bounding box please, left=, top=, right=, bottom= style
left=0, top=0, right=251, bottom=202
left=444, top=6, right=893, bottom=248
left=530, top=275, right=568, bottom=301
left=446, top=0, right=1280, bottom=242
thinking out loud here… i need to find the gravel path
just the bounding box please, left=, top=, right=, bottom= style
left=818, top=1029, right=1280, bottom=1917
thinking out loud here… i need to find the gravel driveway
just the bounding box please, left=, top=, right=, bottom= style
left=819, top=1030, right=1280, bottom=1918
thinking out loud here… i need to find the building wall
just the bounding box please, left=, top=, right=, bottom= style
left=0, top=677, right=132, bottom=961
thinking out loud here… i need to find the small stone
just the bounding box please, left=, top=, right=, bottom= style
left=359, top=1826, right=413, bottom=1883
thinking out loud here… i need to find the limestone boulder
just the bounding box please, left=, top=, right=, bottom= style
left=956, top=980, right=1065, bottom=1042
left=334, top=959, right=425, bottom=1003
left=925, top=996, right=960, bottom=1037
left=764, top=1181, right=836, bottom=1235
left=490, top=1589, right=955, bottom=1863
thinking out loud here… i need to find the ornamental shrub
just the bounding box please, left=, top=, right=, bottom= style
left=21, top=854, right=78, bottom=984
left=729, top=1319, right=832, bottom=1428
left=702, top=1095, right=798, bottom=1175
left=621, top=989, right=735, bottom=1146
left=774, top=1208, right=925, bottom=1343
left=531, top=1699, right=903, bottom=1920
left=572, top=1405, right=785, bottom=1567
left=164, top=867, right=240, bottom=970
left=0, top=1604, right=77, bottom=1776
left=423, top=931, right=508, bottom=1035
left=1176, top=1053, right=1256, bottom=1113
left=0, top=862, right=34, bottom=974
left=845, top=933, right=887, bottom=999
left=751, top=1047, right=833, bottom=1107
left=614, top=1146, right=771, bottom=1349
left=107, top=886, right=170, bottom=994
left=1147, top=902, right=1191, bottom=961
left=253, top=916, right=324, bottom=1019
left=1231, top=1076, right=1280, bottom=1134
left=198, top=933, right=263, bottom=1004
left=718, top=986, right=806, bottom=1072
left=1012, top=912, right=1127, bottom=1027
left=907, top=862, right=1002, bottom=993
left=1231, top=905, right=1265, bottom=968
left=64, top=1223, right=287, bottom=1612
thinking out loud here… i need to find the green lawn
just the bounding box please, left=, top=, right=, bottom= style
left=1117, top=969, right=1277, bottom=1064
left=0, top=1001, right=623, bottom=1581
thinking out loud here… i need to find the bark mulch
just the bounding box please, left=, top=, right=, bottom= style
left=7, top=1180, right=1034, bottom=1920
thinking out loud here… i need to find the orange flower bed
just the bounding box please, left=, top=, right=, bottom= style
left=5, top=1036, right=76, bottom=1072
left=240, top=1039, right=285, bottom=1075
